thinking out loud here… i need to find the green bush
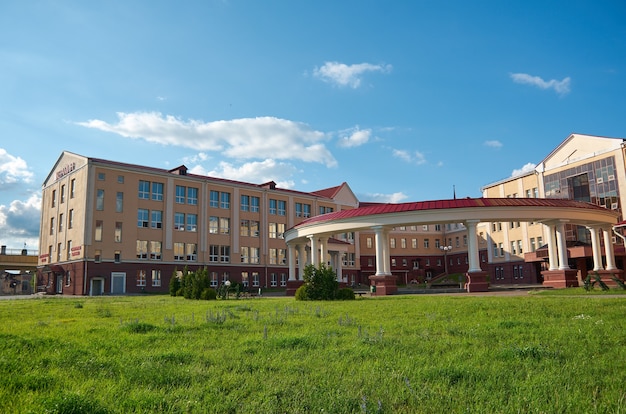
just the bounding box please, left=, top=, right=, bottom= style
left=294, top=284, right=309, bottom=301
left=200, top=288, right=217, bottom=300
left=336, top=287, right=355, bottom=300
left=296, top=264, right=340, bottom=301
left=169, top=269, right=181, bottom=296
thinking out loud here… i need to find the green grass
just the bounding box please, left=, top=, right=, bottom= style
left=1, top=294, right=625, bottom=413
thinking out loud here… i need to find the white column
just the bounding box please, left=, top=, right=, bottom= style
left=308, top=235, right=318, bottom=266
left=373, top=226, right=391, bottom=276
left=556, top=221, right=570, bottom=270
left=319, top=236, right=329, bottom=266
left=587, top=226, right=603, bottom=271
left=287, top=243, right=297, bottom=281
left=335, top=252, right=343, bottom=282
left=465, top=220, right=482, bottom=273
left=296, top=244, right=304, bottom=280
left=603, top=228, right=617, bottom=271
left=545, top=223, right=558, bottom=271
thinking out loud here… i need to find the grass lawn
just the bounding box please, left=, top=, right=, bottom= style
left=1, top=292, right=625, bottom=413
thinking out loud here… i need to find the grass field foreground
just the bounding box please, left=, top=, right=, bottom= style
left=1, top=294, right=625, bottom=413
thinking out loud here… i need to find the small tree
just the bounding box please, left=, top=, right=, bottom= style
left=169, top=268, right=181, bottom=296
left=297, top=264, right=340, bottom=300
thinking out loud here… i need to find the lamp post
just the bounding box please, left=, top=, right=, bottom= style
left=440, top=245, right=452, bottom=274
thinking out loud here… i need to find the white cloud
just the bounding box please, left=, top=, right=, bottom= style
left=77, top=112, right=338, bottom=167
left=510, top=73, right=571, bottom=95
left=511, top=162, right=537, bottom=177
left=0, top=193, right=41, bottom=250
left=192, top=159, right=297, bottom=189
left=392, top=149, right=427, bottom=165
left=338, top=127, right=371, bottom=148
left=360, top=192, right=408, bottom=203
left=484, top=140, right=503, bottom=149
left=313, top=61, right=392, bottom=88
left=0, top=148, right=34, bottom=188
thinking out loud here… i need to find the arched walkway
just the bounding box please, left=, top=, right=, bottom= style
left=284, top=198, right=620, bottom=294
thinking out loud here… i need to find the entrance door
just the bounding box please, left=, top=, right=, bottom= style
left=56, top=275, right=63, bottom=294
left=91, top=279, right=103, bottom=296
left=111, top=272, right=126, bottom=294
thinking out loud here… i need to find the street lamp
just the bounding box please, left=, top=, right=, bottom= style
left=440, top=245, right=452, bottom=274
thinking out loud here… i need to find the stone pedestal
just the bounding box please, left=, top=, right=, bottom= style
left=368, top=274, right=398, bottom=296
left=541, top=269, right=579, bottom=288
left=285, top=280, right=304, bottom=296
left=465, top=271, right=489, bottom=292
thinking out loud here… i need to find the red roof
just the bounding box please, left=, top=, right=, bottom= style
left=294, top=197, right=612, bottom=228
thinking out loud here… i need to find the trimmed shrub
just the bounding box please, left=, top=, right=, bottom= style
left=200, top=288, right=217, bottom=300
left=169, top=269, right=181, bottom=296
left=294, top=285, right=309, bottom=301
left=296, top=264, right=340, bottom=301
left=336, top=287, right=355, bottom=300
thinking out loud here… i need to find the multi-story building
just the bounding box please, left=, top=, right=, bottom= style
left=37, top=151, right=359, bottom=295
left=481, top=133, right=626, bottom=284
left=1, top=245, right=38, bottom=295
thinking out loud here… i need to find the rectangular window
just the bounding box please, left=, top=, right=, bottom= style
left=241, top=272, right=249, bottom=288
left=175, top=212, right=185, bottom=231
left=150, top=241, right=162, bottom=260
left=174, top=242, right=185, bottom=260
left=499, top=243, right=504, bottom=256
left=269, top=199, right=277, bottom=215
left=97, top=172, right=105, bottom=181
left=136, top=240, right=148, bottom=259
left=151, top=182, right=164, bottom=201
left=175, top=185, right=186, bottom=203
left=137, top=270, right=147, bottom=287
left=220, top=192, right=230, bottom=209
left=250, top=196, right=260, bottom=212
left=424, top=238, right=430, bottom=248
left=58, top=213, right=64, bottom=232
left=277, top=200, right=286, bottom=216
left=187, top=187, right=198, bottom=205
left=70, top=179, right=76, bottom=198
left=186, top=243, right=197, bottom=261
left=52, top=189, right=57, bottom=207
left=241, top=195, right=250, bottom=212
left=96, top=189, right=104, bottom=211
left=117, top=175, right=124, bottom=184
left=241, top=219, right=250, bottom=237
left=252, top=272, right=259, bottom=287
left=435, top=239, right=441, bottom=248
left=209, top=245, right=219, bottom=262
left=151, top=270, right=161, bottom=287
left=209, top=216, right=218, bottom=234
left=60, top=185, right=66, bottom=203
left=219, top=217, right=230, bottom=235
left=269, top=248, right=277, bottom=264
left=271, top=273, right=277, bottom=287
left=493, top=243, right=498, bottom=257
left=116, top=192, right=123, bottom=212
left=68, top=209, right=74, bottom=229
left=537, top=236, right=543, bottom=247
left=95, top=220, right=102, bottom=241
left=210, top=190, right=219, bottom=207
left=390, top=238, right=396, bottom=248
left=511, top=241, right=517, bottom=255
left=66, top=240, right=72, bottom=260
left=95, top=249, right=101, bottom=263
left=138, top=209, right=149, bottom=228
left=115, top=222, right=122, bottom=242
left=412, top=238, right=417, bottom=249
left=186, top=214, right=198, bottom=232
left=241, top=246, right=249, bottom=263
left=210, top=272, right=218, bottom=287
left=114, top=251, right=121, bottom=263
left=518, top=240, right=523, bottom=254
left=366, top=237, right=372, bottom=248
left=250, top=247, right=260, bottom=264
left=250, top=220, right=259, bottom=237
left=269, top=222, right=277, bottom=238
left=530, top=238, right=536, bottom=252
left=401, top=238, right=406, bottom=248
left=295, top=203, right=302, bottom=217
left=303, top=204, right=311, bottom=218
left=151, top=210, right=163, bottom=229
left=220, top=245, right=230, bottom=262
left=138, top=180, right=150, bottom=199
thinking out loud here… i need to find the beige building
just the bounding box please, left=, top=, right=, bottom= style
left=37, top=151, right=359, bottom=295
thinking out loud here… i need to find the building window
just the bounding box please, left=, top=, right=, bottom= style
left=250, top=196, right=260, bottom=212
left=151, top=182, right=164, bottom=201
left=58, top=213, right=64, bottom=232
left=241, top=246, right=249, bottom=263
left=97, top=172, right=105, bottom=181
left=137, top=270, right=147, bottom=287
left=499, top=243, right=504, bottom=256
left=252, top=272, right=259, bottom=287
left=220, top=192, right=230, bottom=209
left=530, top=238, right=536, bottom=252
left=95, top=220, right=103, bottom=241
left=240, top=220, right=250, bottom=237
left=60, top=185, right=66, bottom=203
left=511, top=241, right=517, bottom=255
left=152, top=270, right=161, bottom=287
left=280, top=273, right=287, bottom=287
left=271, top=273, right=277, bottom=287
left=250, top=247, right=260, bottom=264
left=401, top=238, right=406, bottom=249
left=66, top=240, right=72, bottom=260
left=150, top=241, right=162, bottom=260
left=269, top=199, right=277, bottom=215
left=366, top=237, right=372, bottom=248
left=117, top=175, right=124, bottom=183
left=114, top=251, right=121, bottom=263
left=175, top=213, right=185, bottom=231
left=136, top=240, right=148, bottom=259
left=209, top=245, right=219, bottom=262
left=390, top=238, right=396, bottom=248
left=220, top=245, right=230, bottom=262
left=435, top=239, right=441, bottom=248
left=210, top=190, right=219, bottom=208
left=241, top=272, right=249, bottom=288
left=96, top=189, right=104, bottom=211
left=412, top=239, right=417, bottom=249
left=51, top=190, right=56, bottom=207
left=424, top=238, right=429, bottom=248
left=219, top=217, right=230, bottom=234
left=455, top=237, right=460, bottom=247
left=138, top=180, right=150, bottom=199
left=186, top=243, right=197, bottom=261
left=493, top=243, right=498, bottom=257
left=175, top=185, right=186, bottom=203
left=70, top=179, right=76, bottom=198
left=187, top=187, right=198, bottom=205
left=241, top=195, right=250, bottom=212
left=210, top=272, right=218, bottom=287
left=537, top=236, right=543, bottom=248
left=518, top=240, right=523, bottom=254
left=95, top=249, right=101, bottom=263
left=116, top=192, right=123, bottom=213
left=186, top=214, right=198, bottom=232
left=174, top=242, right=185, bottom=261
left=209, top=216, right=218, bottom=234
left=137, top=209, right=149, bottom=228
left=222, top=272, right=230, bottom=284
left=115, top=222, right=122, bottom=242
left=278, top=200, right=286, bottom=216
left=151, top=210, right=163, bottom=229
left=463, top=235, right=467, bottom=246
left=303, top=204, right=311, bottom=218
left=68, top=209, right=74, bottom=229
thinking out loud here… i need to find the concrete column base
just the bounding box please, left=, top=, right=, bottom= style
left=465, top=271, right=489, bottom=292
left=368, top=274, right=398, bottom=296
left=285, top=280, right=304, bottom=296
left=541, top=269, right=579, bottom=288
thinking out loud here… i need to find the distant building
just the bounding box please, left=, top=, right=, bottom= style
left=0, top=245, right=37, bottom=295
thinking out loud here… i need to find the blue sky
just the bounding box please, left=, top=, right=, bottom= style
left=1, top=0, right=625, bottom=252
